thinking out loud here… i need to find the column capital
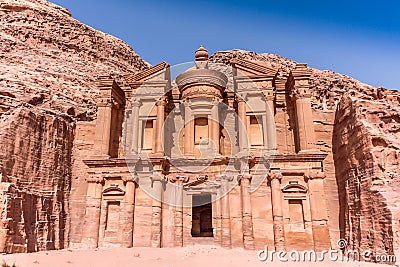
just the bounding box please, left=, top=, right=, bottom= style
left=86, top=175, right=104, bottom=184
left=155, top=98, right=167, bottom=106
left=122, top=173, right=138, bottom=183
left=291, top=86, right=312, bottom=99
left=304, top=171, right=326, bottom=181
left=169, top=175, right=189, bottom=184
left=237, top=94, right=247, bottom=103
left=131, top=98, right=141, bottom=108
left=267, top=172, right=282, bottom=182
left=238, top=173, right=252, bottom=183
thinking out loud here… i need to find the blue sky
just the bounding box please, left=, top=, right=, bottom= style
left=50, top=0, right=399, bottom=89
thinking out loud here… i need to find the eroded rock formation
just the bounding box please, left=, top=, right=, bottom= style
left=0, top=0, right=399, bottom=263
left=0, top=0, right=147, bottom=253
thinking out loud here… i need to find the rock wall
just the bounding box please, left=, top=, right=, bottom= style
left=333, top=92, right=400, bottom=263
left=0, top=107, right=73, bottom=252
left=0, top=0, right=148, bottom=252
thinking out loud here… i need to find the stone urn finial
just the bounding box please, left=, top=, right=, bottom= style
left=195, top=45, right=209, bottom=61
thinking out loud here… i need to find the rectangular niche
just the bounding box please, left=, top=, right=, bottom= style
left=248, top=115, right=263, bottom=147
left=142, top=119, right=154, bottom=150
left=105, top=201, right=121, bottom=233
left=288, top=199, right=305, bottom=231
left=194, top=117, right=209, bottom=145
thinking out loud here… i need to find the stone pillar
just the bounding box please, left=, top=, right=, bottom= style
left=237, top=97, right=247, bottom=151
left=121, top=174, right=137, bottom=247
left=287, top=63, right=316, bottom=152
left=265, top=96, right=276, bottom=150
left=170, top=175, right=188, bottom=247
left=94, top=102, right=113, bottom=155
left=150, top=174, right=165, bottom=248
left=184, top=102, right=194, bottom=157
left=293, top=96, right=316, bottom=151
left=82, top=175, right=104, bottom=248
left=217, top=174, right=233, bottom=248
left=304, top=171, right=331, bottom=251
left=154, top=99, right=166, bottom=154
left=268, top=172, right=285, bottom=251
left=239, top=174, right=254, bottom=249
left=130, top=100, right=141, bottom=154
left=209, top=102, right=220, bottom=154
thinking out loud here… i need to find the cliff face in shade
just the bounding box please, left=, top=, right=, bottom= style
left=211, top=50, right=400, bottom=262
left=333, top=93, right=400, bottom=261
left=0, top=0, right=147, bottom=252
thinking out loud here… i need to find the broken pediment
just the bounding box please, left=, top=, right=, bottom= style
left=231, top=58, right=278, bottom=78
left=125, top=62, right=170, bottom=86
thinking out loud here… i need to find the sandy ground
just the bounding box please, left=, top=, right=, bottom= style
left=0, top=246, right=395, bottom=267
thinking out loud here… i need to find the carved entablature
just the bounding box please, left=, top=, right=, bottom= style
left=286, top=63, right=312, bottom=99
left=96, top=76, right=126, bottom=108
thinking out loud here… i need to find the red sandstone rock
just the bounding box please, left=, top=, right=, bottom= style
left=0, top=0, right=147, bottom=253
left=0, top=1, right=399, bottom=266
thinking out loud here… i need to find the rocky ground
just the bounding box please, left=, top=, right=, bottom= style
left=0, top=245, right=395, bottom=267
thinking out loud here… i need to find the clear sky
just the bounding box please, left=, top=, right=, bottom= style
left=49, top=0, right=399, bottom=90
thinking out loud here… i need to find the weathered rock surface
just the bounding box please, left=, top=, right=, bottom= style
left=0, top=0, right=147, bottom=253
left=0, top=0, right=399, bottom=262
left=0, top=0, right=148, bottom=119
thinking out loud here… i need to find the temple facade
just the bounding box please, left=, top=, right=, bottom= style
left=77, top=46, right=332, bottom=251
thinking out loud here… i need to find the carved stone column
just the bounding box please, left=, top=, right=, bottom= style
left=239, top=174, right=254, bottom=249
left=268, top=172, right=285, bottom=251
left=293, top=95, right=315, bottom=151
left=170, top=175, right=188, bottom=247
left=120, top=174, right=137, bottom=247
left=209, top=102, right=220, bottom=154
left=150, top=174, right=165, bottom=247
left=265, top=96, right=276, bottom=150
left=304, top=171, right=331, bottom=251
left=154, top=99, right=166, bottom=154
left=237, top=97, right=247, bottom=151
left=184, top=102, right=194, bottom=157
left=217, top=174, right=233, bottom=248
left=94, top=101, right=113, bottom=155
left=129, top=100, right=141, bottom=154
left=287, top=64, right=316, bottom=152
left=82, top=175, right=104, bottom=248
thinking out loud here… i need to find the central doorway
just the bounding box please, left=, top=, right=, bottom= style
left=191, top=194, right=213, bottom=237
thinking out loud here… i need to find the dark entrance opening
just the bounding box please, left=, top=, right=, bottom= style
left=191, top=194, right=213, bottom=237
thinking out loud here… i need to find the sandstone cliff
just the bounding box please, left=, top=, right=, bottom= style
left=1, top=0, right=399, bottom=261
left=0, top=0, right=147, bottom=252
